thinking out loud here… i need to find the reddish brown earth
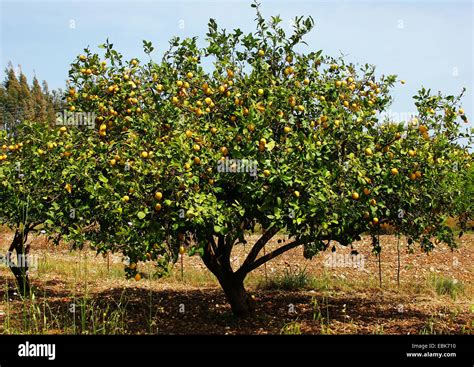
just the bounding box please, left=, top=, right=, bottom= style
left=0, top=229, right=472, bottom=334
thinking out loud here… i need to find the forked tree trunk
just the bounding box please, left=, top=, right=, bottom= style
left=7, top=229, right=30, bottom=295
left=201, top=237, right=254, bottom=317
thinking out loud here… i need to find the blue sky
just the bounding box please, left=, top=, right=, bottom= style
left=0, top=0, right=473, bottom=127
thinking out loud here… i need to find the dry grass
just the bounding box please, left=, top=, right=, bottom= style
left=0, top=229, right=472, bottom=335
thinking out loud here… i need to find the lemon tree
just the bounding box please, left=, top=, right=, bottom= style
left=6, top=3, right=470, bottom=315
left=0, top=122, right=96, bottom=292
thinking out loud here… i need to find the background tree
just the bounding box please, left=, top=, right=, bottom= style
left=0, top=121, right=93, bottom=293
left=18, top=71, right=35, bottom=121
left=0, top=65, right=61, bottom=130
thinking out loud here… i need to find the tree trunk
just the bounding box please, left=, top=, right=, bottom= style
left=7, top=229, right=30, bottom=296
left=201, top=236, right=254, bottom=317
left=217, top=274, right=253, bottom=317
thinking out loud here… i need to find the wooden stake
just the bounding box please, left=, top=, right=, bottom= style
left=263, top=245, right=268, bottom=283
left=378, top=233, right=382, bottom=288
left=397, top=236, right=401, bottom=287
left=180, top=254, right=184, bottom=281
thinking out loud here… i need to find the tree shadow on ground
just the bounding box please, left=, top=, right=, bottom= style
left=2, top=275, right=466, bottom=334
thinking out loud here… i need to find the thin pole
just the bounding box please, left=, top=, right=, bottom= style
left=180, top=254, right=184, bottom=281
left=397, top=236, right=401, bottom=287
left=263, top=245, right=268, bottom=283
left=377, top=234, right=382, bottom=288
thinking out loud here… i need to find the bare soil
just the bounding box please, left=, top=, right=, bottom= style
left=0, top=229, right=472, bottom=335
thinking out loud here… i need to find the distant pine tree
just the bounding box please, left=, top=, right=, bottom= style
left=31, top=76, right=49, bottom=121
left=42, top=80, right=62, bottom=122
left=0, top=65, right=61, bottom=130
left=18, top=71, right=35, bottom=121
left=1, top=66, right=23, bottom=130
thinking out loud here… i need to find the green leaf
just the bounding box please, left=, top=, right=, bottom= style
left=266, top=140, right=276, bottom=151
left=137, top=211, right=146, bottom=220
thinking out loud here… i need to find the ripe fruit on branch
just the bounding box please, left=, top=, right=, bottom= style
left=351, top=192, right=359, bottom=200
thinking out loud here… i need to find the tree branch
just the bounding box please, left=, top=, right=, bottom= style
left=246, top=239, right=302, bottom=273
left=236, top=226, right=280, bottom=277
left=209, top=235, right=218, bottom=255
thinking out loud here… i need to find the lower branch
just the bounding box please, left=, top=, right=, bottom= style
left=245, top=239, right=302, bottom=273
left=237, top=226, right=280, bottom=277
